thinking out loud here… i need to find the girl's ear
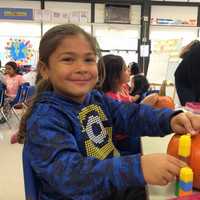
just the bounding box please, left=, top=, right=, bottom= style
left=38, top=61, right=49, bottom=80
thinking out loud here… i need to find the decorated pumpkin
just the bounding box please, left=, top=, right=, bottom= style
left=167, top=134, right=200, bottom=189
left=154, top=80, right=175, bottom=109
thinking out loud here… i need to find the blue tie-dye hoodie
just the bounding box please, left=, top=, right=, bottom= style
left=23, top=89, right=175, bottom=200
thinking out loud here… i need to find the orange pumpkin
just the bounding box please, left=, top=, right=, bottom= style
left=167, top=134, right=200, bottom=189
left=154, top=96, right=175, bottom=109
left=153, top=80, right=175, bottom=109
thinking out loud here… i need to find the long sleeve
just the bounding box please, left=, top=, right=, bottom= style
left=104, top=97, right=174, bottom=137
left=26, top=112, right=145, bottom=200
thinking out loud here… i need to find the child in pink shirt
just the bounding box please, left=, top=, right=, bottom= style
left=0, top=61, right=25, bottom=123
left=5, top=73, right=25, bottom=98
left=4, top=61, right=25, bottom=98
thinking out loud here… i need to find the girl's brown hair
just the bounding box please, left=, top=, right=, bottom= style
left=98, top=54, right=126, bottom=93
left=18, top=24, right=102, bottom=144
left=5, top=61, right=18, bottom=73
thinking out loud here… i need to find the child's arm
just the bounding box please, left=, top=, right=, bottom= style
left=131, top=94, right=140, bottom=102
left=106, top=96, right=200, bottom=141
left=140, top=93, right=159, bottom=106
left=105, top=97, right=175, bottom=137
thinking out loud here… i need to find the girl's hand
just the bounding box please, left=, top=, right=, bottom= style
left=170, top=112, right=200, bottom=135
left=141, top=93, right=159, bottom=106
left=132, top=94, right=140, bottom=102
left=141, top=154, right=186, bottom=185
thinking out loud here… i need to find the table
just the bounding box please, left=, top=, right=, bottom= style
left=142, top=134, right=177, bottom=200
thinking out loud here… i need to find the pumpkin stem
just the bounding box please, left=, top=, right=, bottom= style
left=159, top=80, right=167, bottom=96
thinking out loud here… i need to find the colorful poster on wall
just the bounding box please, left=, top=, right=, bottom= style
left=148, top=38, right=183, bottom=84
left=4, top=38, right=35, bottom=66
left=152, top=38, right=182, bottom=59
left=0, top=36, right=39, bottom=67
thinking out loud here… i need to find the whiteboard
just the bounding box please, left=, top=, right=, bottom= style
left=147, top=53, right=169, bottom=84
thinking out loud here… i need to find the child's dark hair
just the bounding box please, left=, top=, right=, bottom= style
left=131, top=74, right=149, bottom=96
left=128, top=62, right=140, bottom=75
left=18, top=24, right=101, bottom=144
left=5, top=61, right=18, bottom=73
left=180, top=40, right=200, bottom=59
left=98, top=54, right=126, bottom=93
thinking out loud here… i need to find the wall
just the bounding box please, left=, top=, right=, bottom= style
left=0, top=1, right=141, bottom=65
left=147, top=5, right=199, bottom=86
left=2, top=0, right=198, bottom=102
left=0, top=0, right=41, bottom=66
left=44, top=1, right=91, bottom=33
left=94, top=4, right=141, bottom=64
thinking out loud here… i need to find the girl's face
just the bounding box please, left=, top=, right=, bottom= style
left=5, top=65, right=16, bottom=76
left=119, top=65, right=130, bottom=84
left=41, top=34, right=98, bottom=103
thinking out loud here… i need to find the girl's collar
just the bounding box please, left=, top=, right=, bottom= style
left=50, top=90, right=91, bottom=105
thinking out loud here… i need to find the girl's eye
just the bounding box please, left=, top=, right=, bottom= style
left=62, top=58, right=74, bottom=62
left=85, top=58, right=96, bottom=64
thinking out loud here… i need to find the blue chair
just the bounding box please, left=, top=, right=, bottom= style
left=0, top=83, right=11, bottom=128
left=10, top=82, right=30, bottom=120
left=24, top=85, right=36, bottom=107
left=23, top=144, right=39, bottom=200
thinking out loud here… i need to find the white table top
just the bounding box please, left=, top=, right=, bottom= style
left=142, top=134, right=177, bottom=200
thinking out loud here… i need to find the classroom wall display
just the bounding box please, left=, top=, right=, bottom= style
left=151, top=17, right=197, bottom=26
left=0, top=36, right=39, bottom=66
left=33, top=8, right=89, bottom=24
left=151, top=6, right=198, bottom=27
left=0, top=7, right=33, bottom=20
left=5, top=38, right=33, bottom=65
left=153, top=38, right=182, bottom=59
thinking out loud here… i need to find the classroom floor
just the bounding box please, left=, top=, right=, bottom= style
left=0, top=111, right=176, bottom=200
left=0, top=115, right=25, bottom=200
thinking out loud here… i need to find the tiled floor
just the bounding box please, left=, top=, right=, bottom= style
left=0, top=115, right=25, bottom=200
left=0, top=112, right=176, bottom=200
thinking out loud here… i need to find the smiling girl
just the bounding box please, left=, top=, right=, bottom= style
left=19, top=24, right=200, bottom=200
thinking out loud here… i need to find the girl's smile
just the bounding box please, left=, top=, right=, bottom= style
left=41, top=34, right=98, bottom=103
